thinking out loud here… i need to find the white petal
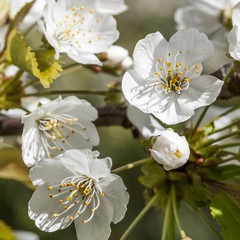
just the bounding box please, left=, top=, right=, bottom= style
left=74, top=196, right=114, bottom=240
left=99, top=174, right=129, bottom=223
left=174, top=6, right=221, bottom=35
left=67, top=51, right=102, bottom=66
left=133, top=32, right=168, bottom=79
left=95, top=0, right=128, bottom=15
left=169, top=28, right=214, bottom=67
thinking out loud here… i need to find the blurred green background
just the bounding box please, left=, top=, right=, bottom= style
left=0, top=0, right=221, bottom=239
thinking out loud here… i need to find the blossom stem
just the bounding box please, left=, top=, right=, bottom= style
left=171, top=184, right=187, bottom=239
left=195, top=208, right=223, bottom=240
left=222, top=65, right=235, bottom=83
left=208, top=119, right=240, bottom=135
left=161, top=196, right=173, bottom=240
left=119, top=191, right=161, bottom=240
left=111, top=158, right=151, bottom=173
left=189, top=106, right=209, bottom=139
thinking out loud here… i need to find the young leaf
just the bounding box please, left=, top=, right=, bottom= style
left=210, top=193, right=240, bottom=239
left=0, top=220, right=16, bottom=240
left=6, top=29, right=62, bottom=88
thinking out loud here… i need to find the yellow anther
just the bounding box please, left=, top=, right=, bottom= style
left=161, top=85, right=164, bottom=88
left=91, top=209, right=94, bottom=212
left=100, top=193, right=104, bottom=197
left=179, top=50, right=183, bottom=53
left=165, top=84, right=169, bottom=87
left=83, top=220, right=86, bottom=224
left=184, top=67, right=188, bottom=70
left=60, top=148, right=64, bottom=152
left=86, top=138, right=90, bottom=142
left=62, top=140, right=65, bottom=143
left=167, top=87, right=171, bottom=91
left=50, top=194, right=53, bottom=198
left=176, top=64, right=179, bottom=67
left=185, top=78, right=189, bottom=82
left=160, top=67, right=163, bottom=71
left=74, top=12, right=78, bottom=16
left=74, top=194, right=77, bottom=197
left=74, top=201, right=77, bottom=204
left=158, top=58, right=162, bottom=62
left=58, top=189, right=62, bottom=192
left=195, top=65, right=199, bottom=68
left=59, top=200, right=63, bottom=203
left=65, top=15, right=69, bottom=19
left=60, top=129, right=63, bottom=133
left=96, top=19, right=100, bottom=23
left=48, top=186, right=52, bottom=190
left=82, top=128, right=86, bottom=130
left=196, top=70, right=199, bottom=73
left=72, top=7, right=77, bottom=11
left=64, top=183, right=68, bottom=186
left=154, top=83, right=157, bottom=86
left=50, top=153, right=54, bottom=157
left=52, top=132, right=55, bottom=136
left=178, top=75, right=181, bottom=78
left=172, top=83, right=175, bottom=86
left=98, top=36, right=102, bottom=39
left=89, top=40, right=92, bottom=43
left=66, top=196, right=72, bottom=201
left=70, top=123, right=74, bottom=127
left=67, top=119, right=72, bottom=122
left=64, top=206, right=68, bottom=210
left=179, top=62, right=183, bottom=66
left=71, top=130, right=75, bottom=134
left=78, top=45, right=82, bottom=48
left=168, top=52, right=171, bottom=56
left=62, top=120, right=66, bottom=124
left=89, top=9, right=94, bottom=13
left=70, top=216, right=73, bottom=220
left=85, top=202, right=89, bottom=206
left=78, top=212, right=81, bottom=215
left=179, top=72, right=183, bottom=75
left=53, top=213, right=57, bottom=218
left=158, top=74, right=161, bottom=77
left=155, top=72, right=158, bottom=75
left=169, top=80, right=173, bottom=83
left=80, top=5, right=84, bottom=10
left=90, top=196, right=93, bottom=199
left=60, top=184, right=63, bottom=187
left=165, top=61, right=168, bottom=65
left=173, top=149, right=182, bottom=158
left=175, top=68, right=178, bottom=71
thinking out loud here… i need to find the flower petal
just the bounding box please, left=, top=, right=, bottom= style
left=133, top=32, right=168, bottom=79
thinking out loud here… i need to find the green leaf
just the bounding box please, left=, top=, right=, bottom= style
left=138, top=161, right=167, bottom=188
left=210, top=193, right=240, bottom=239
left=0, top=220, right=16, bottom=240
left=6, top=29, right=62, bottom=88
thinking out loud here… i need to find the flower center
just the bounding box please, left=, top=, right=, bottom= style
left=55, top=5, right=102, bottom=48
left=49, top=175, right=104, bottom=223
left=154, top=51, right=200, bottom=95
left=38, top=113, right=90, bottom=158
left=173, top=149, right=182, bottom=158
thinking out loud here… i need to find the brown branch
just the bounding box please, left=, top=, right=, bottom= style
left=212, top=63, right=240, bottom=99
left=0, top=105, right=139, bottom=137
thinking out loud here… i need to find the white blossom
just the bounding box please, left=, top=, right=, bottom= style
left=150, top=129, right=190, bottom=170
left=228, top=2, right=240, bottom=60
left=28, top=149, right=129, bottom=240
left=122, top=29, right=223, bottom=125
left=14, top=230, right=39, bottom=240
left=21, top=96, right=99, bottom=167
left=38, top=0, right=119, bottom=66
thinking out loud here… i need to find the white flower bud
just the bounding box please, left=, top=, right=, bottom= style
left=150, top=129, right=190, bottom=170
left=122, top=56, right=133, bottom=69
left=105, top=45, right=129, bottom=65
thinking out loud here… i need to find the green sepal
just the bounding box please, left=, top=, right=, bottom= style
left=6, top=29, right=62, bottom=88
left=0, top=220, right=16, bottom=240
left=210, top=193, right=240, bottom=240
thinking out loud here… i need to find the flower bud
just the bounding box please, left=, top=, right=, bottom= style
left=150, top=129, right=190, bottom=170
left=105, top=45, right=129, bottom=65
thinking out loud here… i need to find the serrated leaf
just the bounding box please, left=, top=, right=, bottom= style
left=6, top=29, right=62, bottom=88
left=210, top=193, right=240, bottom=239
left=138, top=161, right=167, bottom=188
left=0, top=220, right=16, bottom=240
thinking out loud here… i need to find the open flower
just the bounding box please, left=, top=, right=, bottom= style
left=22, top=96, right=99, bottom=167
left=28, top=149, right=129, bottom=240
left=150, top=129, right=190, bottom=170
left=228, top=2, right=240, bottom=60
left=122, top=29, right=223, bottom=125
left=39, top=0, right=119, bottom=65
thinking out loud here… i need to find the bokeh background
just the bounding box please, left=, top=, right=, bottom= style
left=0, top=0, right=222, bottom=239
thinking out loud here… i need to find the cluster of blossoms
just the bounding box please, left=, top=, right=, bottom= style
left=2, top=0, right=240, bottom=239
